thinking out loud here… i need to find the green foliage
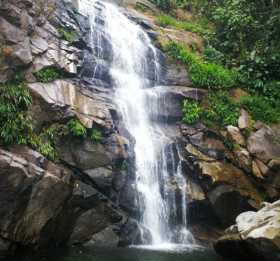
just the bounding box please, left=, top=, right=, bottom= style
left=58, top=28, right=78, bottom=43
left=203, top=45, right=225, bottom=64
left=0, top=78, right=33, bottom=145
left=202, top=92, right=240, bottom=128
left=34, top=67, right=61, bottom=83
left=208, top=0, right=280, bottom=103
left=239, top=95, right=280, bottom=124
left=90, top=128, right=103, bottom=143
left=156, top=15, right=211, bottom=36
left=67, top=119, right=87, bottom=138
left=135, top=2, right=149, bottom=12
left=165, top=42, right=238, bottom=89
left=182, top=100, right=201, bottom=124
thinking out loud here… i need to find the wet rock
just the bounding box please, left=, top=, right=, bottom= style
left=208, top=185, right=255, bottom=226
left=164, top=61, right=192, bottom=86
left=68, top=205, right=122, bottom=244
left=84, top=167, right=113, bottom=192
left=58, top=137, right=112, bottom=170
left=85, top=226, right=120, bottom=247
left=189, top=130, right=227, bottom=160
left=119, top=218, right=152, bottom=246
left=215, top=200, right=280, bottom=261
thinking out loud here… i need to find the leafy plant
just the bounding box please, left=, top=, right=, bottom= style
left=182, top=99, right=202, bottom=124
left=34, top=67, right=62, bottom=83
left=239, top=95, right=280, bottom=124
left=165, top=42, right=238, bottom=89
left=201, top=92, right=240, bottom=127
left=0, top=78, right=33, bottom=145
left=156, top=15, right=211, bottom=36
left=67, top=119, right=87, bottom=138
left=58, top=28, right=78, bottom=43
left=90, top=128, right=103, bottom=143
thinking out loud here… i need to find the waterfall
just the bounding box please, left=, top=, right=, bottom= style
left=78, top=0, right=194, bottom=247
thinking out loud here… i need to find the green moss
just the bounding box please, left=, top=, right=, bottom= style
left=58, top=28, right=78, bottom=43
left=156, top=15, right=211, bottom=36
left=34, top=67, right=62, bottom=83
left=182, top=100, right=202, bottom=124
left=165, top=42, right=238, bottom=89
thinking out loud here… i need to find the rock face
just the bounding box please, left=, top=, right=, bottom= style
left=0, top=148, right=126, bottom=256
left=0, top=0, right=136, bottom=256
left=215, top=200, right=280, bottom=261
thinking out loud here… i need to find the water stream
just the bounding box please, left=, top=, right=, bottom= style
left=79, top=0, right=194, bottom=248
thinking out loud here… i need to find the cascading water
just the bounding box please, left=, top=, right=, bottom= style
left=79, top=0, right=194, bottom=247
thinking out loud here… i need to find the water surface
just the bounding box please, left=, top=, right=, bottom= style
left=12, top=246, right=228, bottom=261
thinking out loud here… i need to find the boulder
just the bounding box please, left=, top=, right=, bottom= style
left=197, top=161, right=262, bottom=209
left=247, top=126, right=280, bottom=163
left=0, top=149, right=72, bottom=246
left=233, top=148, right=252, bottom=173
left=28, top=80, right=115, bottom=129
left=226, top=125, right=245, bottom=146
left=215, top=200, right=280, bottom=261
left=238, top=109, right=251, bottom=129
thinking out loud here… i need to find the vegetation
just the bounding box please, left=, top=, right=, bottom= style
left=154, top=0, right=280, bottom=126
left=91, top=129, right=103, bottom=143
left=182, top=100, right=201, bottom=124
left=58, top=28, right=78, bottom=43
left=156, top=15, right=210, bottom=36
left=239, top=95, right=280, bottom=124
left=67, top=119, right=87, bottom=138
left=0, top=75, right=33, bottom=145
left=165, top=42, right=238, bottom=89
left=34, top=67, right=62, bottom=83
left=182, top=92, right=280, bottom=128
left=202, top=92, right=240, bottom=128
left=0, top=72, right=103, bottom=160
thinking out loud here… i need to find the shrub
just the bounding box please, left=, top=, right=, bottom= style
left=239, top=95, right=280, bottom=124
left=67, top=119, right=87, bottom=138
left=34, top=67, right=61, bottom=83
left=165, top=42, right=238, bottom=89
left=202, top=92, right=240, bottom=127
left=58, top=28, right=78, bottom=43
left=156, top=15, right=211, bottom=36
left=182, top=99, right=202, bottom=124
left=0, top=79, right=33, bottom=145
left=91, top=129, right=103, bottom=143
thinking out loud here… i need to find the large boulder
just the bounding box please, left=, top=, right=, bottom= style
left=247, top=126, right=280, bottom=163
left=28, top=80, right=115, bottom=129
left=0, top=149, right=72, bottom=251
left=215, top=200, right=280, bottom=261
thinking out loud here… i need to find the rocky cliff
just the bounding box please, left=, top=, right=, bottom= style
left=0, top=0, right=280, bottom=259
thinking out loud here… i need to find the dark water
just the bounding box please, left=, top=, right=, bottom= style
left=9, top=246, right=228, bottom=261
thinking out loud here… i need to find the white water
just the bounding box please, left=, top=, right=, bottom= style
left=79, top=0, right=194, bottom=247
